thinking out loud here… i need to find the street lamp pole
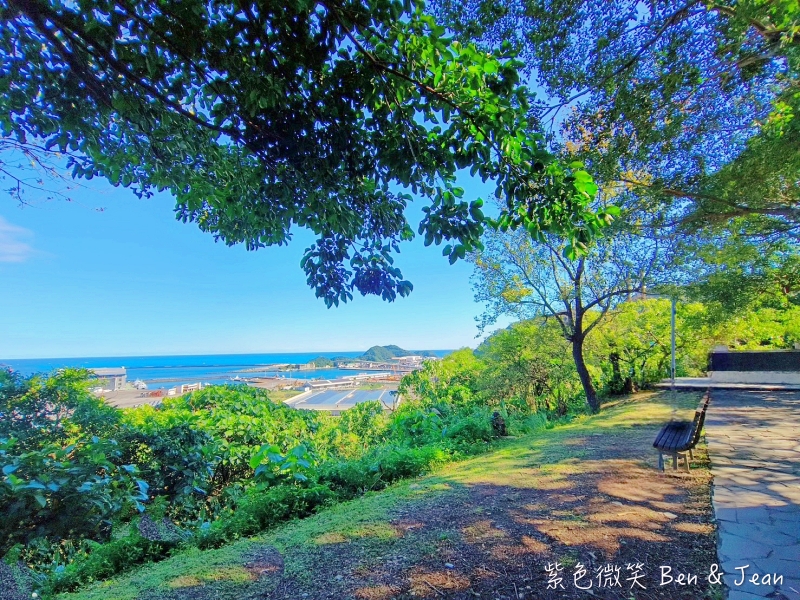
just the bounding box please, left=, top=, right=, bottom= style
left=671, top=296, right=676, bottom=387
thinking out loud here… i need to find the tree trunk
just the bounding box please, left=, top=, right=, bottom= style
left=572, top=336, right=600, bottom=413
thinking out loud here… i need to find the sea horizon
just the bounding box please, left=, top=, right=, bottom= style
left=1, top=350, right=455, bottom=389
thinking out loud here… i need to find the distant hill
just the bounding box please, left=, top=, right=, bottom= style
left=308, top=356, right=333, bottom=368
left=357, top=345, right=434, bottom=362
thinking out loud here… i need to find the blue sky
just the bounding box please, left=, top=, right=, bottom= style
left=0, top=171, right=505, bottom=359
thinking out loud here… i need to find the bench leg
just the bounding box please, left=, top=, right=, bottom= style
left=657, top=452, right=664, bottom=471
left=684, top=454, right=690, bottom=473
left=672, top=454, right=678, bottom=470
left=689, top=448, right=694, bottom=460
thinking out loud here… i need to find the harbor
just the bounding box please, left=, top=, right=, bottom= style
left=2, top=348, right=444, bottom=411
left=89, top=363, right=411, bottom=410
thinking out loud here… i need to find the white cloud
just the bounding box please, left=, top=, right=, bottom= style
left=0, top=216, right=34, bottom=263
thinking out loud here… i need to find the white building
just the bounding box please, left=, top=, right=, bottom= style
left=91, top=367, right=126, bottom=391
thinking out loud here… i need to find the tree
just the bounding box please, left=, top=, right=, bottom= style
left=471, top=214, right=668, bottom=412
left=588, top=298, right=710, bottom=393
left=0, top=369, right=149, bottom=559
left=434, top=0, right=800, bottom=240
left=398, top=348, right=485, bottom=409
left=682, top=230, right=800, bottom=316
left=1, top=0, right=604, bottom=305
left=0, top=138, right=85, bottom=205
left=476, top=319, right=581, bottom=415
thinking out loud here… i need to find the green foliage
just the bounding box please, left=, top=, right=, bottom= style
left=442, top=406, right=496, bottom=447
left=358, top=344, right=430, bottom=362
left=195, top=484, right=335, bottom=550
left=713, top=305, right=800, bottom=350
left=589, top=299, right=680, bottom=393
left=0, top=370, right=148, bottom=563
left=335, top=401, right=389, bottom=449
left=588, top=297, right=800, bottom=395
left=398, top=348, right=485, bottom=409
left=318, top=445, right=448, bottom=499
left=0, top=369, right=120, bottom=452
left=477, top=320, right=581, bottom=415
left=46, top=528, right=178, bottom=595
left=685, top=237, right=800, bottom=316
left=250, top=443, right=315, bottom=487
left=308, top=356, right=334, bottom=368
left=388, top=404, right=446, bottom=446
left=436, top=0, right=799, bottom=241
left=1, top=0, right=604, bottom=305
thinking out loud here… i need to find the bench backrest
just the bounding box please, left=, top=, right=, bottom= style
left=690, top=405, right=707, bottom=448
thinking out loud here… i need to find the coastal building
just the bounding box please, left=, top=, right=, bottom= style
left=390, top=355, right=426, bottom=368
left=91, top=367, right=126, bottom=391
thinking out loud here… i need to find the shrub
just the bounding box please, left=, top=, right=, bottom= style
left=374, top=445, right=448, bottom=482
left=317, top=459, right=381, bottom=499
left=336, top=401, right=389, bottom=449
left=506, top=412, right=548, bottom=436
left=443, top=407, right=495, bottom=445
left=48, top=528, right=178, bottom=594
left=196, top=484, right=335, bottom=549
left=388, top=404, right=445, bottom=446
left=318, top=444, right=448, bottom=498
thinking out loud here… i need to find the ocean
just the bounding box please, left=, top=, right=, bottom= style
left=1, top=351, right=452, bottom=389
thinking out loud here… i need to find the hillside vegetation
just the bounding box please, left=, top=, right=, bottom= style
left=56, top=391, right=719, bottom=600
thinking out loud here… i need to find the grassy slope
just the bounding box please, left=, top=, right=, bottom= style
left=60, top=391, right=720, bottom=600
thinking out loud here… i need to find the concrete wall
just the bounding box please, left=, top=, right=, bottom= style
left=709, top=371, right=800, bottom=385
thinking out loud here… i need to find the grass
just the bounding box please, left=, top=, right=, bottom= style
left=58, top=390, right=719, bottom=600
left=265, top=389, right=302, bottom=403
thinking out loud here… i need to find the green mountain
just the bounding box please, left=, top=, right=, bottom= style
left=358, top=345, right=433, bottom=362
left=308, top=356, right=333, bottom=368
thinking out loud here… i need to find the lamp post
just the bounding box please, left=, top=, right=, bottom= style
left=670, top=296, right=676, bottom=387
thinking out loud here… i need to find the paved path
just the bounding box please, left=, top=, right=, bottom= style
left=656, top=378, right=800, bottom=391
left=705, top=390, right=800, bottom=600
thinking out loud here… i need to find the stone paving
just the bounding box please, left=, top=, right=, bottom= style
left=704, top=390, right=800, bottom=600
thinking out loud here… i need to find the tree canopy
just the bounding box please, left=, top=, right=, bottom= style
left=435, top=0, right=799, bottom=239
left=1, top=0, right=605, bottom=305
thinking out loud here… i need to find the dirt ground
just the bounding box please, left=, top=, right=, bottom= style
left=254, top=417, right=718, bottom=599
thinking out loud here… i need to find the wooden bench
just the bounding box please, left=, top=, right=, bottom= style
left=653, top=392, right=710, bottom=472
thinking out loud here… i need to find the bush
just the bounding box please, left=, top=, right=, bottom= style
left=443, top=407, right=495, bottom=446
left=506, top=412, right=548, bottom=436
left=335, top=401, right=389, bottom=450
left=388, top=404, right=445, bottom=446
left=48, top=528, right=178, bottom=594
left=319, top=444, right=448, bottom=498
left=196, top=484, right=335, bottom=549
left=373, top=445, right=448, bottom=482
left=317, top=459, right=380, bottom=499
